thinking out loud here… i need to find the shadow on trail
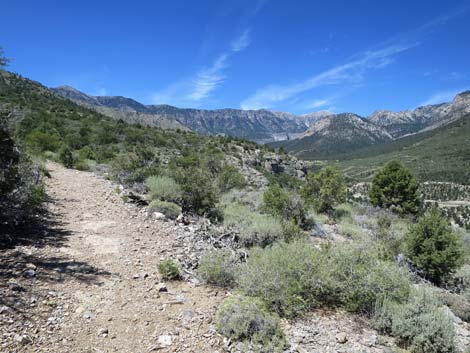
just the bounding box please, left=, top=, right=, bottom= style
left=0, top=194, right=113, bottom=315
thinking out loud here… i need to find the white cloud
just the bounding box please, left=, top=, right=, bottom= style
left=240, top=7, right=469, bottom=110
left=152, top=29, right=251, bottom=105
left=306, top=99, right=330, bottom=109
left=420, top=89, right=465, bottom=106
left=231, top=29, right=251, bottom=52
left=240, top=44, right=413, bottom=110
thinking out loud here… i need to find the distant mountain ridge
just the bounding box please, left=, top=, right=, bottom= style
left=52, top=86, right=470, bottom=157
left=273, top=91, right=470, bottom=159
left=369, top=91, right=470, bottom=138
left=53, top=86, right=308, bottom=143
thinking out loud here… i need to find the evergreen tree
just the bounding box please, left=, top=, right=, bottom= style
left=300, top=166, right=346, bottom=213
left=405, top=207, right=463, bottom=285
left=0, top=47, right=10, bottom=68
left=369, top=160, right=421, bottom=215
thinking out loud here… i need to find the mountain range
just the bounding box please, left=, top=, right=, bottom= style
left=52, top=85, right=470, bottom=159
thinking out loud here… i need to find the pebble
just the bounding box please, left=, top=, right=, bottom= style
left=336, top=332, right=348, bottom=344
left=157, top=334, right=173, bottom=347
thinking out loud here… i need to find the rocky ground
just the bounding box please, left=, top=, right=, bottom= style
left=1, top=163, right=469, bottom=353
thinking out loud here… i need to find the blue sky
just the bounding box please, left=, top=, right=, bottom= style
left=1, top=0, right=470, bottom=115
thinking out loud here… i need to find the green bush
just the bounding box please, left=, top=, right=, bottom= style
left=374, top=287, right=455, bottom=353
left=215, top=295, right=286, bottom=353
left=198, top=249, right=237, bottom=287
left=1, top=118, right=45, bottom=236
left=369, top=160, right=421, bottom=215
left=25, top=130, right=62, bottom=153
left=301, top=166, right=347, bottom=213
left=173, top=167, right=219, bottom=218
left=78, top=145, right=96, bottom=160
left=58, top=144, right=74, bottom=168
left=223, top=203, right=254, bottom=228
left=145, top=175, right=182, bottom=203
left=158, top=259, right=181, bottom=280
left=454, top=264, right=470, bottom=292
left=236, top=240, right=323, bottom=317
left=148, top=200, right=181, bottom=220
left=217, top=165, right=246, bottom=192
left=263, top=185, right=307, bottom=227
left=405, top=207, right=464, bottom=285
left=236, top=240, right=410, bottom=317
left=241, top=214, right=283, bottom=247
left=75, top=158, right=97, bottom=171
left=281, top=221, right=306, bottom=243
left=322, top=242, right=411, bottom=313
left=438, top=291, right=470, bottom=323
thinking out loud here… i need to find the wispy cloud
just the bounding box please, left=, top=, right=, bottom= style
left=231, top=28, right=251, bottom=52
left=241, top=44, right=413, bottom=110
left=241, top=7, right=468, bottom=110
left=152, top=29, right=251, bottom=106
left=420, top=88, right=465, bottom=106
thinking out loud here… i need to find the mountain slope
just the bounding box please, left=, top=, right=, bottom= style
left=369, top=91, right=470, bottom=138
left=272, top=113, right=392, bottom=159
left=53, top=86, right=307, bottom=143
left=335, top=112, right=470, bottom=184
left=52, top=86, right=188, bottom=131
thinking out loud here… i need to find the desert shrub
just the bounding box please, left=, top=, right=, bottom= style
left=262, top=184, right=290, bottom=216
left=219, top=189, right=263, bottom=212
left=25, top=130, right=62, bottom=153
left=323, top=242, right=411, bottom=313
left=236, top=240, right=323, bottom=317
left=148, top=200, right=181, bottom=220
left=438, top=291, right=470, bottom=322
left=75, top=158, right=97, bottom=171
left=158, top=259, right=181, bottom=280
left=236, top=240, right=410, bottom=317
left=223, top=203, right=254, bottom=228
left=454, top=264, right=470, bottom=292
left=281, top=221, right=306, bottom=242
left=198, top=249, right=238, bottom=287
left=78, top=145, right=96, bottom=160
left=337, top=217, right=365, bottom=239
left=43, top=150, right=59, bottom=162
left=405, top=207, right=464, bottom=285
left=58, top=144, right=74, bottom=168
left=374, top=287, right=455, bottom=353
left=215, top=295, right=286, bottom=352
left=172, top=167, right=219, bottom=219
left=241, top=214, right=283, bottom=247
left=369, top=160, right=421, bottom=215
left=217, top=165, right=246, bottom=192
left=1, top=119, right=45, bottom=237
left=301, top=166, right=347, bottom=213
left=145, top=175, right=182, bottom=203
left=263, top=185, right=308, bottom=227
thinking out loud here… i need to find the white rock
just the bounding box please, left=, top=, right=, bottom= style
left=157, top=334, right=172, bottom=347
left=153, top=212, right=166, bottom=220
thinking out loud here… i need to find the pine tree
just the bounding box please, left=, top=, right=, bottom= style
left=405, top=207, right=463, bottom=285
left=369, top=160, right=421, bottom=215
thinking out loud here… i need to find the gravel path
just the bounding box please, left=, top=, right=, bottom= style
left=1, top=162, right=225, bottom=353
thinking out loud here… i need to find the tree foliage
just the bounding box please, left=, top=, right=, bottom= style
left=370, top=160, right=421, bottom=215
left=300, top=166, right=346, bottom=213
left=0, top=47, right=10, bottom=68
left=405, top=207, right=463, bottom=285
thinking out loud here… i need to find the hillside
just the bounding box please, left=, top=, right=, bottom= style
left=370, top=91, right=470, bottom=137
left=53, top=86, right=307, bottom=143
left=274, top=91, right=470, bottom=159
left=271, top=113, right=392, bottom=159
left=334, top=112, right=470, bottom=184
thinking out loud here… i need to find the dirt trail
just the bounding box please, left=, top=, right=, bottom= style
left=1, top=163, right=225, bottom=353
